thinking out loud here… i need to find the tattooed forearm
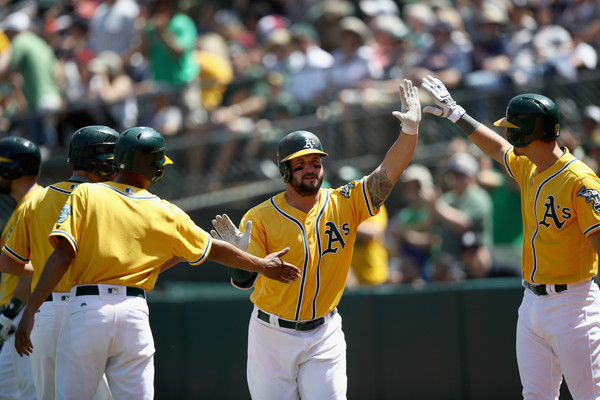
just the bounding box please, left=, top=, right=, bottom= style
left=367, top=170, right=393, bottom=209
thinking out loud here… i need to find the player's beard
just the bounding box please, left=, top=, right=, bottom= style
left=290, top=174, right=323, bottom=196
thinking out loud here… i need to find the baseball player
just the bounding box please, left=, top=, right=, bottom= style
left=210, top=79, right=421, bottom=399
left=0, top=137, right=42, bottom=400
left=13, top=126, right=300, bottom=400
left=421, top=75, right=600, bottom=399
left=0, top=125, right=120, bottom=400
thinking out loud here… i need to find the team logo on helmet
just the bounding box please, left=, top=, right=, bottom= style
left=577, top=186, right=600, bottom=213
left=57, top=204, right=72, bottom=224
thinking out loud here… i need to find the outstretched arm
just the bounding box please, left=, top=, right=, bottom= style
left=367, top=79, right=420, bottom=209
left=421, top=75, right=511, bottom=164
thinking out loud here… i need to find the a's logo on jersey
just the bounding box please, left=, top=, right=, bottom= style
left=539, top=195, right=571, bottom=229
left=340, top=182, right=355, bottom=198
left=577, top=186, right=600, bottom=213
left=304, top=137, right=317, bottom=149
left=322, top=222, right=350, bottom=255
left=57, top=204, right=72, bottom=224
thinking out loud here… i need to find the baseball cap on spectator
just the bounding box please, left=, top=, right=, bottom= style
left=359, top=0, right=399, bottom=16
left=371, top=15, right=410, bottom=40
left=256, top=14, right=289, bottom=43
left=477, top=4, right=509, bottom=25
left=400, top=163, right=433, bottom=190
left=448, top=152, right=479, bottom=177
left=339, top=16, right=373, bottom=45
left=2, top=12, right=31, bottom=33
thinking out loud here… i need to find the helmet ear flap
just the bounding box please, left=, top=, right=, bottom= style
left=279, top=161, right=290, bottom=183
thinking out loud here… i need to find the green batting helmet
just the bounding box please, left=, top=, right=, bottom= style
left=114, top=127, right=172, bottom=183
left=277, top=130, right=328, bottom=183
left=494, top=93, right=560, bottom=148
left=68, top=125, right=119, bottom=177
left=0, top=137, right=41, bottom=180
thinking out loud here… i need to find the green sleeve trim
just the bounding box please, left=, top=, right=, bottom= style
left=456, top=113, right=481, bottom=137
left=228, top=267, right=258, bottom=288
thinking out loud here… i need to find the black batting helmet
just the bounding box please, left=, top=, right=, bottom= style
left=114, top=127, right=172, bottom=183
left=68, top=125, right=119, bottom=177
left=277, top=130, right=328, bottom=183
left=494, top=93, right=560, bottom=148
left=0, top=137, right=41, bottom=180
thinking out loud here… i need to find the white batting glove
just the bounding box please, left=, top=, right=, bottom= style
left=210, top=214, right=252, bottom=252
left=0, top=314, right=15, bottom=344
left=392, top=79, right=421, bottom=135
left=421, top=75, right=465, bottom=123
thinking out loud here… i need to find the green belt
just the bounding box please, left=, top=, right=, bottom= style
left=523, top=281, right=568, bottom=296
left=75, top=285, right=146, bottom=299
left=257, top=309, right=336, bottom=331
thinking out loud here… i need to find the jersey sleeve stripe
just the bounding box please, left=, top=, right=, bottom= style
left=188, top=233, right=212, bottom=265
left=584, top=222, right=600, bottom=237
left=361, top=177, right=376, bottom=217
left=49, top=185, right=73, bottom=195
left=2, top=245, right=29, bottom=263
left=50, top=230, right=78, bottom=253
left=504, top=147, right=516, bottom=180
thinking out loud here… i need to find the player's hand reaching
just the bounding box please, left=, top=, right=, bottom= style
left=392, top=79, right=421, bottom=135
left=421, top=75, right=465, bottom=123
left=211, top=214, right=252, bottom=252
left=261, top=248, right=301, bottom=284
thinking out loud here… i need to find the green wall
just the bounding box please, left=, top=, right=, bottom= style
left=149, top=278, right=573, bottom=399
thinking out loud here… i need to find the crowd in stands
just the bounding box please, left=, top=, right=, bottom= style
left=0, top=0, right=599, bottom=286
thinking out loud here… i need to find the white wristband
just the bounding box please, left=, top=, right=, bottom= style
left=448, top=106, right=466, bottom=123
left=401, top=124, right=419, bottom=135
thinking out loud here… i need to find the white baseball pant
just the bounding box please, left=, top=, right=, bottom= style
left=31, top=292, right=113, bottom=400
left=517, top=279, right=600, bottom=399
left=247, top=306, right=347, bottom=400
left=0, top=309, right=35, bottom=400
left=55, top=285, right=155, bottom=400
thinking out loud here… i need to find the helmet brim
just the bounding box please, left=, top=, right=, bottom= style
left=281, top=149, right=328, bottom=162
left=158, top=155, right=173, bottom=167
left=493, top=117, right=519, bottom=128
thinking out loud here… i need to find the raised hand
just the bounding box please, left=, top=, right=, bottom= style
left=211, top=214, right=252, bottom=252
left=421, top=75, right=465, bottom=123
left=392, top=79, right=421, bottom=135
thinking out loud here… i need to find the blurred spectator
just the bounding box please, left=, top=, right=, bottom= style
left=406, top=20, right=472, bottom=90
left=285, top=22, right=334, bottom=108
left=427, top=152, right=494, bottom=262
left=402, top=2, right=435, bottom=52
left=87, top=0, right=141, bottom=60
left=531, top=4, right=598, bottom=82
left=348, top=203, right=390, bottom=287
left=388, top=163, right=436, bottom=280
left=326, top=15, right=383, bottom=98
left=429, top=252, right=465, bottom=283
left=140, top=0, right=204, bottom=128
left=306, top=0, right=355, bottom=53
left=460, top=231, right=520, bottom=279
left=87, top=50, right=138, bottom=131
left=582, top=105, right=600, bottom=143
left=196, top=32, right=234, bottom=112
left=145, top=89, right=183, bottom=137
left=0, top=11, right=63, bottom=153
left=463, top=5, right=512, bottom=93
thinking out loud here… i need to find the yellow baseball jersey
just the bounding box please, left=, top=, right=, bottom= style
left=3, top=181, right=86, bottom=293
left=242, top=177, right=378, bottom=321
left=49, top=181, right=212, bottom=292
left=0, top=186, right=43, bottom=305
left=504, top=147, right=600, bottom=284
left=350, top=204, right=389, bottom=285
